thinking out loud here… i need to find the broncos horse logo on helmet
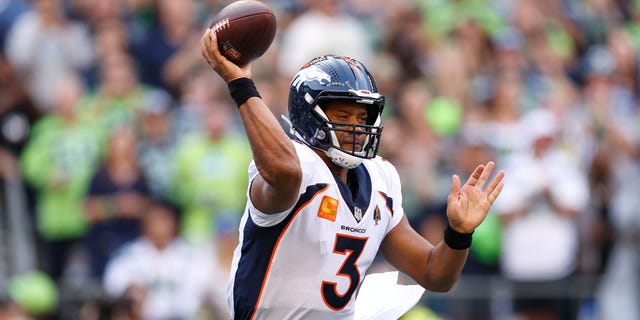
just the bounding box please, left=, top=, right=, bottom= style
left=286, top=55, right=385, bottom=169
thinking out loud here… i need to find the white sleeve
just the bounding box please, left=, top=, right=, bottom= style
left=247, top=143, right=321, bottom=227
left=103, top=245, right=138, bottom=297
left=5, top=13, right=39, bottom=72
left=381, top=160, right=405, bottom=234
left=492, top=156, right=535, bottom=214
left=548, top=155, right=589, bottom=211
left=245, top=160, right=294, bottom=227
left=61, top=23, right=94, bottom=69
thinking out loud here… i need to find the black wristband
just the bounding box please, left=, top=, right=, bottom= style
left=228, top=77, right=261, bottom=108
left=444, top=224, right=473, bottom=250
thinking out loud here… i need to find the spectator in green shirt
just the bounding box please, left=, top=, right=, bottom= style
left=20, top=74, right=102, bottom=280
left=172, top=96, right=251, bottom=245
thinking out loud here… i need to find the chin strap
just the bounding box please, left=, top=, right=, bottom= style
left=326, top=147, right=363, bottom=169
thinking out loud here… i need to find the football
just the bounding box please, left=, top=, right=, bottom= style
left=209, top=0, right=277, bottom=66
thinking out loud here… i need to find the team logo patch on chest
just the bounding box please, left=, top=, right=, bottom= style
left=318, top=195, right=339, bottom=222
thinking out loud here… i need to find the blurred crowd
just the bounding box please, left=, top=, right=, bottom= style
left=0, top=0, right=639, bottom=319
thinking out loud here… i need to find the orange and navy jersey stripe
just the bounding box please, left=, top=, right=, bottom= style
left=232, top=183, right=329, bottom=320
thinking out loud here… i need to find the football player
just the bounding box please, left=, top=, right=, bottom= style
left=201, top=30, right=504, bottom=320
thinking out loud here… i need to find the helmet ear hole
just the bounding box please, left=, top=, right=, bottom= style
left=365, top=105, right=379, bottom=126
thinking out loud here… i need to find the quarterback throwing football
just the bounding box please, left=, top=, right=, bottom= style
left=201, top=29, right=504, bottom=320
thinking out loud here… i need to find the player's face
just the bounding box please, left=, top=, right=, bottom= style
left=324, top=101, right=368, bottom=152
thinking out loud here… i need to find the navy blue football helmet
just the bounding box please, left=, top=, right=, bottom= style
left=286, top=55, right=385, bottom=169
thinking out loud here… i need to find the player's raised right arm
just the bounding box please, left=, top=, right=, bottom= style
left=201, top=29, right=301, bottom=214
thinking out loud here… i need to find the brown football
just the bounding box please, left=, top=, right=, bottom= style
left=209, top=0, right=277, bottom=66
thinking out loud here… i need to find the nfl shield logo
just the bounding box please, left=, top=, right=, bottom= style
left=354, top=207, right=363, bottom=222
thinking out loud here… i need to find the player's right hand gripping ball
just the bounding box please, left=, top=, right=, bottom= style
left=209, top=0, right=277, bottom=66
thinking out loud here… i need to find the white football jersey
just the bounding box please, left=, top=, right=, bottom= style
left=227, top=142, right=404, bottom=320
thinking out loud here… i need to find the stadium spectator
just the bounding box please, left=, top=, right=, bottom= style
left=493, top=108, right=590, bottom=320
left=277, top=0, right=375, bottom=76
left=20, top=74, right=102, bottom=281
left=4, top=0, right=93, bottom=113
left=575, top=41, right=640, bottom=320
left=171, top=93, right=251, bottom=245
left=132, top=0, right=203, bottom=94
left=0, top=52, right=38, bottom=155
left=134, top=88, right=179, bottom=201
left=78, top=51, right=148, bottom=136
left=103, top=199, right=220, bottom=320
left=83, top=127, right=150, bottom=279
left=172, top=68, right=224, bottom=141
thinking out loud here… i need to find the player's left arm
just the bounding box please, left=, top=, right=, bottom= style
left=380, top=161, right=504, bottom=292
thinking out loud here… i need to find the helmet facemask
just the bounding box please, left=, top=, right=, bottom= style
left=310, top=93, right=384, bottom=169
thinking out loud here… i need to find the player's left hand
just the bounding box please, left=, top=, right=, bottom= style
left=446, top=161, right=504, bottom=234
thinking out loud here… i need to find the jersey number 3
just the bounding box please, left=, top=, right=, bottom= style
left=321, top=234, right=368, bottom=311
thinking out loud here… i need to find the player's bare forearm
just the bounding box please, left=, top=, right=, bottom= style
left=420, top=241, right=469, bottom=291
left=382, top=162, right=503, bottom=292
left=381, top=216, right=467, bottom=292
left=239, top=97, right=301, bottom=186
left=239, top=97, right=302, bottom=213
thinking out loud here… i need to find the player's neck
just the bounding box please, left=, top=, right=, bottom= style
left=328, top=162, right=348, bottom=183
left=317, top=150, right=349, bottom=183
left=333, top=167, right=348, bottom=184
